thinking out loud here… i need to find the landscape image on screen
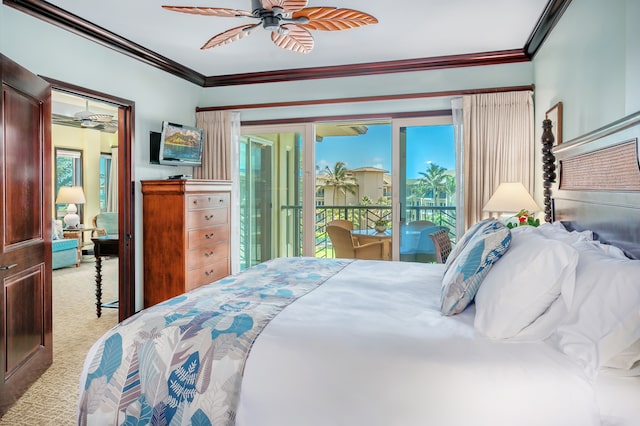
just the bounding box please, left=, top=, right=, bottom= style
left=162, top=124, right=202, bottom=162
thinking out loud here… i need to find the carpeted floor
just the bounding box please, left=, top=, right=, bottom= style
left=0, top=257, right=119, bottom=425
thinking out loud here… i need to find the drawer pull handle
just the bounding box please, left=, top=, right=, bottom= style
left=0, top=263, right=17, bottom=270
left=205, top=233, right=215, bottom=239
left=205, top=269, right=215, bottom=276
left=193, top=200, right=198, bottom=206
left=204, top=214, right=214, bottom=220
left=204, top=251, right=214, bottom=257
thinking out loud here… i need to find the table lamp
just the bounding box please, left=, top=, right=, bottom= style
left=56, top=186, right=86, bottom=229
left=483, top=182, right=539, bottom=218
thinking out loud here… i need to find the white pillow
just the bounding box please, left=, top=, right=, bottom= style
left=548, top=240, right=640, bottom=378
left=537, top=221, right=593, bottom=244
left=52, top=218, right=63, bottom=240
left=474, top=230, right=578, bottom=339
left=603, top=339, right=640, bottom=375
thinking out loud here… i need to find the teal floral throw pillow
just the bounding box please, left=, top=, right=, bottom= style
left=440, top=220, right=512, bottom=316
left=444, top=218, right=494, bottom=270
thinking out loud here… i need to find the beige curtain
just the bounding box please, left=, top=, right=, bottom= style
left=462, top=91, right=534, bottom=227
left=193, top=110, right=240, bottom=180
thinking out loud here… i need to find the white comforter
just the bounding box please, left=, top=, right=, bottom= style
left=236, top=260, right=601, bottom=426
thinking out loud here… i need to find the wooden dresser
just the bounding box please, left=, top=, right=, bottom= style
left=141, top=179, right=231, bottom=307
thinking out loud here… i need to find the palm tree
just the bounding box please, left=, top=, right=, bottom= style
left=443, top=174, right=456, bottom=205
left=409, top=179, right=427, bottom=201
left=324, top=161, right=357, bottom=205
left=419, top=163, right=448, bottom=202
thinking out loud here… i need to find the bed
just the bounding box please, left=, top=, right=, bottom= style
left=78, top=112, right=640, bottom=426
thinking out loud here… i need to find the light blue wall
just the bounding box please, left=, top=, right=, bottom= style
left=199, top=62, right=534, bottom=121
left=1, top=5, right=202, bottom=310
left=533, top=0, right=639, bottom=142
left=532, top=0, right=639, bottom=206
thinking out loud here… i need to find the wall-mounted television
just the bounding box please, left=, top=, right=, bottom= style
left=158, top=121, right=204, bottom=166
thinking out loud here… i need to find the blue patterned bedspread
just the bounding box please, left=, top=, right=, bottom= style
left=78, top=257, right=353, bottom=426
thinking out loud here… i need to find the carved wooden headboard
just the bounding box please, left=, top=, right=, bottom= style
left=543, top=111, right=640, bottom=259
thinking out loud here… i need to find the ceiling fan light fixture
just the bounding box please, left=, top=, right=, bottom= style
left=81, top=119, right=100, bottom=128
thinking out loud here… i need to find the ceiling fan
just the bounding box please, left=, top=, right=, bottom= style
left=53, top=100, right=118, bottom=133
left=162, top=0, right=378, bottom=54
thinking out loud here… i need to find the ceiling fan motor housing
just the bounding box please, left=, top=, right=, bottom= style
left=262, top=14, right=280, bottom=31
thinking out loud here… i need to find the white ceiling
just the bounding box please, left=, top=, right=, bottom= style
left=45, top=0, right=549, bottom=77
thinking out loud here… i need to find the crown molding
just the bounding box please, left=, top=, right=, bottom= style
left=204, top=49, right=529, bottom=87
left=4, top=0, right=207, bottom=86
left=525, top=0, right=572, bottom=58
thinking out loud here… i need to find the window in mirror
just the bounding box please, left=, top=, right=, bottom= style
left=99, top=153, right=112, bottom=212
left=55, top=148, right=83, bottom=221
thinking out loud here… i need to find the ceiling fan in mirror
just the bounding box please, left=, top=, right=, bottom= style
left=162, top=0, right=378, bottom=54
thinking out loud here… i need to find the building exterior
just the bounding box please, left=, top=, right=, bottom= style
left=316, top=166, right=391, bottom=206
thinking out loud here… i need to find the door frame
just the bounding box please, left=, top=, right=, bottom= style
left=45, top=78, right=136, bottom=321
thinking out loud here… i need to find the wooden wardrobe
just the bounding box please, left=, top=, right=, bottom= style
left=141, top=179, right=231, bottom=307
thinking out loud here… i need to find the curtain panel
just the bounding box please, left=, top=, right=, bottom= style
left=457, top=91, right=534, bottom=229
left=107, top=146, right=118, bottom=212
left=193, top=110, right=240, bottom=180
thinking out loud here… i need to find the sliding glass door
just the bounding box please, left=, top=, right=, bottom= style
left=238, top=116, right=455, bottom=265
left=239, top=126, right=309, bottom=270
left=392, top=117, right=456, bottom=262
left=314, top=121, right=392, bottom=258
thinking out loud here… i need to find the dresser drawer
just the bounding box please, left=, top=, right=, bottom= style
left=187, top=208, right=228, bottom=229
left=187, top=192, right=229, bottom=211
left=188, top=225, right=229, bottom=249
left=187, top=241, right=229, bottom=270
left=187, top=257, right=229, bottom=290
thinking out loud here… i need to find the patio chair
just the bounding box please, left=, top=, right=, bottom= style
left=429, top=229, right=452, bottom=264
left=327, top=224, right=390, bottom=261
left=327, top=219, right=354, bottom=230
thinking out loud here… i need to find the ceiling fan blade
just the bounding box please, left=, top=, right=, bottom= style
left=293, top=7, right=378, bottom=31
left=271, top=25, right=314, bottom=54
left=261, top=0, right=307, bottom=13
left=201, top=24, right=256, bottom=50
left=162, top=6, right=254, bottom=18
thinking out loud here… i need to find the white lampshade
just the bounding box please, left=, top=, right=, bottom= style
left=483, top=182, right=539, bottom=214
left=56, top=186, right=86, bottom=229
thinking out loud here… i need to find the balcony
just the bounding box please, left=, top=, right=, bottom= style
left=278, top=204, right=456, bottom=258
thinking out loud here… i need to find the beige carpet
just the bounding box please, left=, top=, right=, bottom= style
left=1, top=257, right=119, bottom=425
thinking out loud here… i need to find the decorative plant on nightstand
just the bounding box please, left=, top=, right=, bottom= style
left=506, top=209, right=540, bottom=229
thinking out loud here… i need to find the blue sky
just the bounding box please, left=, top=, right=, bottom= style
left=315, top=124, right=455, bottom=179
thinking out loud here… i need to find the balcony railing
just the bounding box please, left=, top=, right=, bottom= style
left=279, top=204, right=456, bottom=258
